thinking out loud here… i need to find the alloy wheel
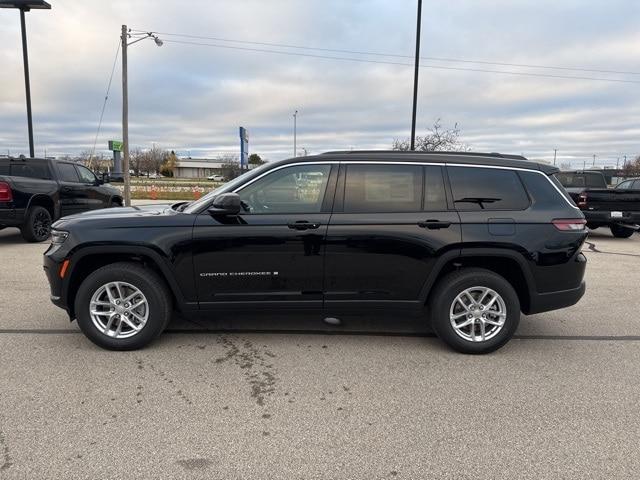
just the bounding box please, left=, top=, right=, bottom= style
left=89, top=281, right=149, bottom=339
left=449, top=286, right=507, bottom=342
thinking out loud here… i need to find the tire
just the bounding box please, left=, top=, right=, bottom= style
left=429, top=268, right=520, bottom=354
left=610, top=224, right=634, bottom=238
left=74, top=262, right=172, bottom=350
left=21, top=206, right=52, bottom=242
left=110, top=199, right=122, bottom=208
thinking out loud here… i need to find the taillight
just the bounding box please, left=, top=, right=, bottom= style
left=552, top=219, right=587, bottom=231
left=577, top=192, right=587, bottom=208
left=0, top=182, right=12, bottom=202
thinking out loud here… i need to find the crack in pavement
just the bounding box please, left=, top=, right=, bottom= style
left=585, top=240, right=640, bottom=258
left=0, top=427, right=12, bottom=472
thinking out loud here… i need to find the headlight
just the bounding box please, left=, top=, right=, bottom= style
left=50, top=230, right=69, bottom=245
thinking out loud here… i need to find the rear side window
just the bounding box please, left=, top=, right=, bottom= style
left=57, top=163, right=80, bottom=183
left=344, top=164, right=422, bottom=213
left=448, top=166, right=529, bottom=211
left=555, top=172, right=606, bottom=188
left=10, top=162, right=51, bottom=180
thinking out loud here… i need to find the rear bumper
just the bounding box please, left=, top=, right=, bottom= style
left=526, top=281, right=586, bottom=315
left=583, top=210, right=640, bottom=227
left=0, top=207, right=26, bottom=226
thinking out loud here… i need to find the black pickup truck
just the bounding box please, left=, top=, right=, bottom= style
left=555, top=170, right=640, bottom=238
left=0, top=157, right=122, bottom=242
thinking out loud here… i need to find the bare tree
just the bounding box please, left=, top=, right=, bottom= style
left=621, top=155, right=640, bottom=176
left=393, top=119, right=470, bottom=152
left=218, top=154, right=242, bottom=180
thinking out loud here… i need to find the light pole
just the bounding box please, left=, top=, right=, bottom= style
left=410, top=0, right=423, bottom=150
left=553, top=149, right=557, bottom=166
left=293, top=110, right=298, bottom=157
left=0, top=0, right=51, bottom=158
left=121, top=26, right=163, bottom=206
left=592, top=154, right=596, bottom=167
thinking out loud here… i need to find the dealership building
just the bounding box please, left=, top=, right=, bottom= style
left=174, top=158, right=227, bottom=178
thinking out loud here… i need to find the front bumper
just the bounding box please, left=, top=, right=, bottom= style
left=43, top=248, right=70, bottom=313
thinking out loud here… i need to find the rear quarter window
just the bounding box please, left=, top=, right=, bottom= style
left=521, top=171, right=576, bottom=209
left=447, top=166, right=530, bottom=211
left=9, top=162, right=51, bottom=180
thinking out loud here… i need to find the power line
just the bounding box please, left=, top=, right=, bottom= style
left=90, top=40, right=120, bottom=163
left=131, top=29, right=640, bottom=77
left=157, top=38, right=640, bottom=85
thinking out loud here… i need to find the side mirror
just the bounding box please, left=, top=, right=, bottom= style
left=208, top=192, right=241, bottom=216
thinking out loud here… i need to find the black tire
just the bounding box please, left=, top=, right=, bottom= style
left=610, top=224, right=634, bottom=238
left=21, top=206, right=52, bottom=242
left=110, top=199, right=122, bottom=208
left=429, top=268, right=520, bottom=354
left=74, top=262, right=172, bottom=350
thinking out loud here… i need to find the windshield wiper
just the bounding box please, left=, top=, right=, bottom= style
left=454, top=197, right=501, bottom=209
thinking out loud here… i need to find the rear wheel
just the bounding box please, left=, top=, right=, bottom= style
left=610, top=224, right=634, bottom=238
left=21, top=206, right=52, bottom=242
left=74, top=262, right=172, bottom=350
left=429, top=268, right=520, bottom=354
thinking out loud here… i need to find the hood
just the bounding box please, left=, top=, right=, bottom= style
left=52, top=203, right=175, bottom=229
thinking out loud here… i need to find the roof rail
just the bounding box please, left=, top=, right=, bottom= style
left=320, top=150, right=527, bottom=160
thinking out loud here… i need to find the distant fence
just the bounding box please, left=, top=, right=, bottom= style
left=112, top=180, right=221, bottom=200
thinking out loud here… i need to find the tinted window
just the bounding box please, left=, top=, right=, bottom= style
left=76, top=165, right=97, bottom=183
left=448, top=166, right=529, bottom=211
left=555, top=172, right=607, bottom=188
left=634, top=180, right=640, bottom=189
left=344, top=164, right=422, bottom=213
left=0, top=160, right=8, bottom=176
left=424, top=165, right=447, bottom=210
left=520, top=171, right=572, bottom=209
left=238, top=164, right=331, bottom=214
left=57, top=163, right=80, bottom=183
left=10, top=162, right=51, bottom=179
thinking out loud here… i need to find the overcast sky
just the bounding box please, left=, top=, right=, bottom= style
left=0, top=0, right=638, bottom=167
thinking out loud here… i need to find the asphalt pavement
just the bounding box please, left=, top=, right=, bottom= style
left=1, top=212, right=639, bottom=479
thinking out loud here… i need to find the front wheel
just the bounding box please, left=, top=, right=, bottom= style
left=74, top=262, right=172, bottom=350
left=429, top=268, right=520, bottom=354
left=610, top=224, right=635, bottom=238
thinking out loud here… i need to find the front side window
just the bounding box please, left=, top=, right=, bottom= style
left=57, top=163, right=80, bottom=183
left=344, top=164, right=422, bottom=213
left=448, top=166, right=530, bottom=211
left=237, top=164, right=332, bottom=214
left=76, top=165, right=97, bottom=184
left=616, top=180, right=633, bottom=190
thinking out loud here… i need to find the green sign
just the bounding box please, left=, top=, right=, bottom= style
left=108, top=140, right=123, bottom=152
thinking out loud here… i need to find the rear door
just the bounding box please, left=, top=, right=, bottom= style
left=324, top=162, right=461, bottom=312
left=55, top=162, right=87, bottom=216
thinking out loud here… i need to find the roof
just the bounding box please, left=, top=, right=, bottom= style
left=278, top=150, right=558, bottom=174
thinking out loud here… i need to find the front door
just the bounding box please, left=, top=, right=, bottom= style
left=75, top=164, right=106, bottom=209
left=324, top=163, right=462, bottom=311
left=193, top=163, right=337, bottom=309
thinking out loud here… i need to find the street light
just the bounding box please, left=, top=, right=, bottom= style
left=121, top=26, right=163, bottom=206
left=0, top=0, right=51, bottom=158
left=410, top=0, right=423, bottom=151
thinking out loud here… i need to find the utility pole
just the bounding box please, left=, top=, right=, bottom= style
left=592, top=154, right=596, bottom=167
left=410, top=0, right=423, bottom=151
left=553, top=149, right=557, bottom=166
left=293, top=110, right=298, bottom=157
left=616, top=157, right=620, bottom=169
left=121, top=24, right=131, bottom=206
left=19, top=8, right=34, bottom=157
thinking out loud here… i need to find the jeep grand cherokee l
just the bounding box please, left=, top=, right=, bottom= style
left=44, top=151, right=587, bottom=354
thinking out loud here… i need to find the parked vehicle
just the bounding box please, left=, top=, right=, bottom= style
left=207, top=174, right=225, bottom=182
left=0, top=157, right=122, bottom=242
left=555, top=170, right=640, bottom=238
left=44, top=151, right=587, bottom=354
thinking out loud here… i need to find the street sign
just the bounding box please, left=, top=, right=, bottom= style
left=108, top=140, right=123, bottom=152
left=239, top=127, right=249, bottom=169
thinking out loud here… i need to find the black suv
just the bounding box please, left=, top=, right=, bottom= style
left=44, top=151, right=587, bottom=354
left=0, top=157, right=122, bottom=241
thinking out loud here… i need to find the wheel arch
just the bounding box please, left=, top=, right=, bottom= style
left=420, top=248, right=535, bottom=314
left=26, top=194, right=58, bottom=220
left=64, top=245, right=190, bottom=318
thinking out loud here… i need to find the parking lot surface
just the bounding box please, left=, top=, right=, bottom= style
left=1, top=211, right=639, bottom=479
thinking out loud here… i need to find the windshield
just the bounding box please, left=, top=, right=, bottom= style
left=555, top=172, right=607, bottom=189
left=182, top=163, right=272, bottom=214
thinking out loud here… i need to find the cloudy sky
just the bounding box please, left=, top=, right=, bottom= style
left=0, top=0, right=638, bottom=167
